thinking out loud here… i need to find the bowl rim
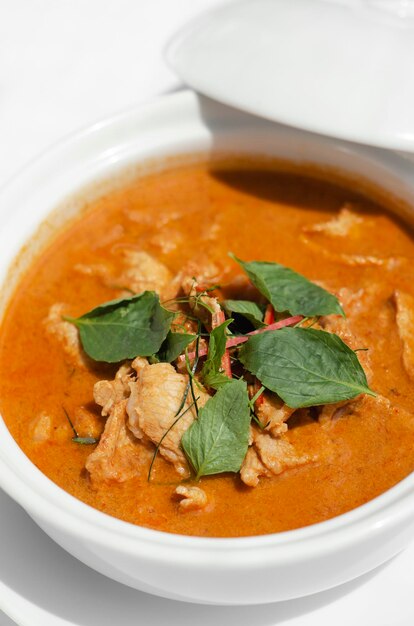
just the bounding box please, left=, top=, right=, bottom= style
left=0, top=88, right=413, bottom=565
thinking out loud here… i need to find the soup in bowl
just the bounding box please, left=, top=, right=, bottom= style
left=0, top=91, right=414, bottom=604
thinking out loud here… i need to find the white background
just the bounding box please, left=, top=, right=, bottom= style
left=0, top=0, right=224, bottom=187
left=1, top=1, right=414, bottom=625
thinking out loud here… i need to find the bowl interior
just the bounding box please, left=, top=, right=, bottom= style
left=0, top=88, right=414, bottom=561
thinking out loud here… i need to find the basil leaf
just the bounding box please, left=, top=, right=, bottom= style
left=182, top=379, right=251, bottom=478
left=230, top=254, right=344, bottom=317
left=201, top=319, right=233, bottom=390
left=67, top=291, right=174, bottom=363
left=202, top=371, right=232, bottom=389
left=239, top=327, right=375, bottom=408
left=157, top=331, right=196, bottom=363
left=224, top=299, right=266, bottom=328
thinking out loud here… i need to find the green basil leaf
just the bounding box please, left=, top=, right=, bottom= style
left=67, top=291, right=174, bottom=363
left=182, top=379, right=251, bottom=478
left=201, top=319, right=233, bottom=390
left=223, top=299, right=266, bottom=328
left=157, top=331, right=196, bottom=363
left=230, top=254, right=344, bottom=317
left=202, top=371, right=232, bottom=389
left=239, top=327, right=375, bottom=408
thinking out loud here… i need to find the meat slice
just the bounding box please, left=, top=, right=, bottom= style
left=304, top=206, right=365, bottom=237
left=116, top=249, right=174, bottom=299
left=150, top=229, right=183, bottom=254
left=94, top=363, right=135, bottom=417
left=44, top=303, right=88, bottom=368
left=76, top=250, right=175, bottom=299
left=240, top=426, right=311, bottom=487
left=72, top=406, right=104, bottom=439
left=319, top=393, right=414, bottom=433
left=126, top=362, right=211, bottom=475
left=363, top=394, right=414, bottom=424
left=328, top=393, right=414, bottom=430
left=131, top=356, right=149, bottom=375
left=336, top=286, right=374, bottom=317
left=174, top=485, right=208, bottom=511
left=302, top=207, right=404, bottom=268
left=256, top=393, right=294, bottom=436
left=254, top=432, right=310, bottom=475
left=318, top=400, right=357, bottom=424
left=86, top=400, right=146, bottom=483
left=301, top=235, right=403, bottom=269
left=30, top=412, right=52, bottom=443
left=74, top=263, right=108, bottom=280
left=393, top=290, right=414, bottom=380
left=240, top=446, right=271, bottom=487
left=180, top=259, right=223, bottom=293
left=319, top=287, right=373, bottom=384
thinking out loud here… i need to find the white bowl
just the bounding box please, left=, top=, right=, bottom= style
left=0, top=90, right=414, bottom=605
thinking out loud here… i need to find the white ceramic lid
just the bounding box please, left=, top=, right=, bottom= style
left=166, top=0, right=414, bottom=152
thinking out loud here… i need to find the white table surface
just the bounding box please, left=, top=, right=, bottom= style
left=1, top=1, right=414, bottom=625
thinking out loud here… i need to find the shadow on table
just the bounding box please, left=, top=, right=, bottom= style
left=0, top=489, right=388, bottom=626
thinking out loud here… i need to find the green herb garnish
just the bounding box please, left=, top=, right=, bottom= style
left=201, top=319, right=233, bottom=390
left=249, top=384, right=265, bottom=409
left=230, top=254, right=344, bottom=317
left=223, top=299, right=266, bottom=328
left=63, top=407, right=99, bottom=445
left=172, top=322, right=202, bottom=422
left=65, top=291, right=174, bottom=363
left=157, top=331, right=196, bottom=363
left=239, top=327, right=375, bottom=408
left=182, top=379, right=251, bottom=479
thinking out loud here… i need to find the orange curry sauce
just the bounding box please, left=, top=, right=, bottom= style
left=1, top=160, right=414, bottom=537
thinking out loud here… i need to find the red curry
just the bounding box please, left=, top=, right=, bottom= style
left=0, top=159, right=413, bottom=537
